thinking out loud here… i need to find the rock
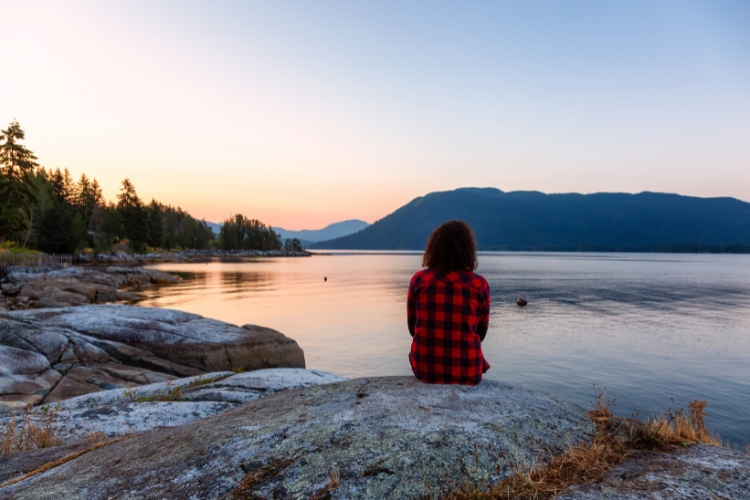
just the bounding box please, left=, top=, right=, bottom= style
left=1, top=369, right=346, bottom=443
left=0, top=305, right=306, bottom=410
left=1, top=265, right=180, bottom=311
left=91, top=284, right=118, bottom=303
left=33, top=290, right=90, bottom=308
left=0, top=345, right=50, bottom=376
left=114, top=290, right=143, bottom=302
left=0, top=443, right=92, bottom=486
left=0, top=394, right=44, bottom=409
left=559, top=444, right=750, bottom=499
left=0, top=376, right=593, bottom=499
left=516, top=297, right=527, bottom=307
left=1, top=373, right=745, bottom=498
left=33, top=296, right=75, bottom=308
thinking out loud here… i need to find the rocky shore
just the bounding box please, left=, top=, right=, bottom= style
left=75, top=248, right=311, bottom=265
left=0, top=265, right=180, bottom=311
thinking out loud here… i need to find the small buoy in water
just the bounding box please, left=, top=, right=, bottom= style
left=324, top=276, right=327, bottom=282
left=516, top=298, right=527, bottom=307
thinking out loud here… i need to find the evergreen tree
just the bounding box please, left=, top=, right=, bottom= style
left=101, top=202, right=123, bottom=248
left=68, top=211, right=88, bottom=252
left=219, top=214, right=281, bottom=251
left=147, top=199, right=165, bottom=248
left=0, top=120, right=39, bottom=243
left=284, top=238, right=304, bottom=253
left=49, top=167, right=74, bottom=205
left=75, top=173, right=100, bottom=230
left=116, top=178, right=149, bottom=252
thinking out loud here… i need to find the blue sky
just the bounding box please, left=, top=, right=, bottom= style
left=1, top=0, right=748, bottom=228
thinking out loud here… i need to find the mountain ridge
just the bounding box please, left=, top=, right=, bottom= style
left=274, top=219, right=369, bottom=243
left=310, top=188, right=750, bottom=252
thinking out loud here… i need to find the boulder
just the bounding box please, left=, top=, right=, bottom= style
left=0, top=376, right=594, bottom=499
left=0, top=305, right=306, bottom=410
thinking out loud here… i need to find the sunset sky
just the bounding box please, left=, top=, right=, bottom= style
left=2, top=0, right=749, bottom=229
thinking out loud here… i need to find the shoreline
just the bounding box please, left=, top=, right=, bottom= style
left=74, top=248, right=312, bottom=266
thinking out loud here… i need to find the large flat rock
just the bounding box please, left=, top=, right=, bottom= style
left=0, top=376, right=594, bottom=499
left=0, top=305, right=305, bottom=410
left=21, top=369, right=346, bottom=442
left=0, top=368, right=345, bottom=488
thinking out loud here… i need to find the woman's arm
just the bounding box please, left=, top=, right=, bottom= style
left=476, top=278, right=491, bottom=341
left=407, top=276, right=417, bottom=337
left=477, top=322, right=488, bottom=341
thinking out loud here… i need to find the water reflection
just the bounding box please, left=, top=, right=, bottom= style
left=141, top=253, right=750, bottom=447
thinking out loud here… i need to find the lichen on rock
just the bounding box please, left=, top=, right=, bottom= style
left=0, top=376, right=594, bottom=499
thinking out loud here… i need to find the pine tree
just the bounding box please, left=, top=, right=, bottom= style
left=147, top=199, right=165, bottom=248
left=116, top=178, right=149, bottom=252
left=0, top=120, right=40, bottom=243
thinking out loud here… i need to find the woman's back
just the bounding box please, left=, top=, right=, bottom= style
left=407, top=268, right=490, bottom=385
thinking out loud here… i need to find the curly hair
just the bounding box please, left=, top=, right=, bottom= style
left=422, top=220, right=478, bottom=272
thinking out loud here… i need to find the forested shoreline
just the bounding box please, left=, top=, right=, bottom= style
left=0, top=120, right=302, bottom=255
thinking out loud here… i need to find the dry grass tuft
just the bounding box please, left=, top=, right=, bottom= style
left=327, top=463, right=341, bottom=489
left=307, top=463, right=342, bottom=500
left=1, top=413, right=63, bottom=456
left=187, top=373, right=232, bottom=388
left=232, top=457, right=295, bottom=498
left=441, top=388, right=721, bottom=500
left=1, top=407, right=110, bottom=457
left=640, top=399, right=721, bottom=448
left=124, top=382, right=184, bottom=403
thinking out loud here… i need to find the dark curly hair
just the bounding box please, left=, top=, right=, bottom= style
left=422, top=220, right=478, bottom=272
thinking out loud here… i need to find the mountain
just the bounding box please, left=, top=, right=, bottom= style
left=206, top=221, right=222, bottom=235
left=274, top=219, right=369, bottom=243
left=309, top=188, right=750, bottom=252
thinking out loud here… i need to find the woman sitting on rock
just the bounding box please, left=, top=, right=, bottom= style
left=407, top=220, right=491, bottom=385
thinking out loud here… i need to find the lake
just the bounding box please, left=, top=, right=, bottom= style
left=141, top=252, right=750, bottom=448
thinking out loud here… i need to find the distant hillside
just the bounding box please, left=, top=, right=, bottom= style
left=310, top=188, right=750, bottom=252
left=274, top=219, right=369, bottom=243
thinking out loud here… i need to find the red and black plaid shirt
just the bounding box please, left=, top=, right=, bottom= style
left=407, top=268, right=491, bottom=385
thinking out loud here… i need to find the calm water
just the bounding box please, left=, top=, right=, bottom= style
left=141, top=252, right=750, bottom=448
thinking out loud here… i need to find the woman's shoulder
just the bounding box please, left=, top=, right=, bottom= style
left=411, top=268, right=435, bottom=282
left=461, top=270, right=489, bottom=288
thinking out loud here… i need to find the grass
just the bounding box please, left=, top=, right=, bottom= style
left=440, top=388, right=721, bottom=500
left=1, top=414, right=63, bottom=456
left=641, top=400, right=721, bottom=448
left=1, top=408, right=108, bottom=457
left=122, top=374, right=232, bottom=403
left=232, top=457, right=296, bottom=498
left=187, top=373, right=232, bottom=388
left=124, top=383, right=185, bottom=403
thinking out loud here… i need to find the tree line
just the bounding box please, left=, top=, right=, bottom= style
left=0, top=120, right=303, bottom=254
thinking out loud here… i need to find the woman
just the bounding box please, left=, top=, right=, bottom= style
left=407, top=220, right=491, bottom=385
